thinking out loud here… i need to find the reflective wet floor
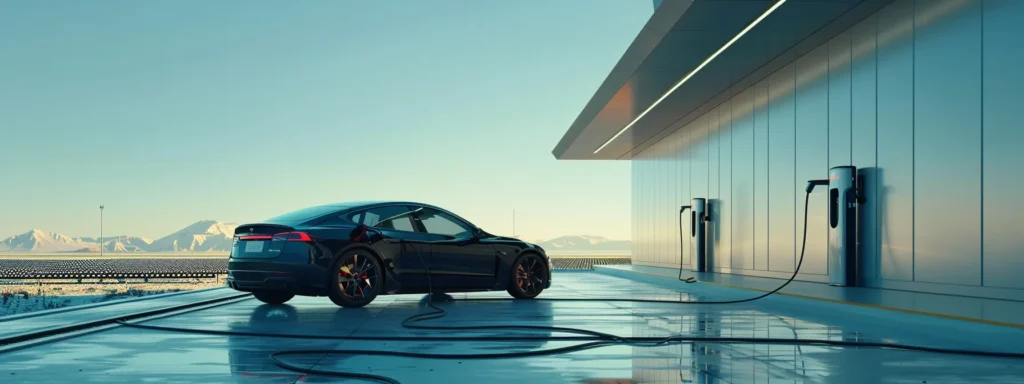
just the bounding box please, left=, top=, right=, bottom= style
left=2, top=271, right=1023, bottom=383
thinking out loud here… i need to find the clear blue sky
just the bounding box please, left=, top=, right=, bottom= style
left=0, top=0, right=652, bottom=242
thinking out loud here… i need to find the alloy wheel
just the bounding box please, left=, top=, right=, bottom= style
left=337, top=253, right=378, bottom=299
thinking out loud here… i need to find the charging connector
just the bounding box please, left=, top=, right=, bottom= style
left=806, top=179, right=828, bottom=193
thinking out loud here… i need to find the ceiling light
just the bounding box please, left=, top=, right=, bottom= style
left=594, top=0, right=788, bottom=154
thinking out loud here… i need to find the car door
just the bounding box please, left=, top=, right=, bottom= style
left=414, top=207, right=496, bottom=289
left=355, top=205, right=433, bottom=285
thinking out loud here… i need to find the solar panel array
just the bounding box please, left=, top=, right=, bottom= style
left=0, top=257, right=632, bottom=279
left=0, top=258, right=227, bottom=279
left=551, top=257, right=632, bottom=270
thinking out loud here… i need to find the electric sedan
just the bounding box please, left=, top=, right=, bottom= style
left=226, top=201, right=552, bottom=307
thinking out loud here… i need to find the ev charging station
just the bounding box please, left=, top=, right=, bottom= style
left=808, top=166, right=864, bottom=287
left=690, top=198, right=708, bottom=273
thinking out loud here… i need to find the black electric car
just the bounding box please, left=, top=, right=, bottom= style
left=226, top=201, right=552, bottom=307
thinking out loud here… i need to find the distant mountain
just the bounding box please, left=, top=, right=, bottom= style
left=105, top=236, right=155, bottom=252
left=147, top=220, right=237, bottom=252
left=2, top=226, right=630, bottom=254
left=0, top=229, right=95, bottom=253
left=536, top=235, right=630, bottom=251
left=0, top=221, right=238, bottom=253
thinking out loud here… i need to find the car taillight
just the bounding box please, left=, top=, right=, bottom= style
left=271, top=231, right=313, bottom=242
left=238, top=235, right=273, bottom=241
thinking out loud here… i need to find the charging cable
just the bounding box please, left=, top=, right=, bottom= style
left=667, top=191, right=813, bottom=304
left=678, top=205, right=697, bottom=284
left=112, top=191, right=1024, bottom=384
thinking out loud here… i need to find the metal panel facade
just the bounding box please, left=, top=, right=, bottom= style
left=753, top=82, right=770, bottom=272
left=768, top=65, right=797, bottom=273
left=731, top=89, right=755, bottom=271
left=629, top=0, right=1024, bottom=299
left=875, top=0, right=915, bottom=283
left=794, top=45, right=830, bottom=277
left=913, top=0, right=982, bottom=286
left=708, top=106, right=721, bottom=269
left=982, top=0, right=1024, bottom=290
left=850, top=17, right=879, bottom=282
left=716, top=103, right=733, bottom=271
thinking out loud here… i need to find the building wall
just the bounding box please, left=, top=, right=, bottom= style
left=631, top=0, right=1024, bottom=301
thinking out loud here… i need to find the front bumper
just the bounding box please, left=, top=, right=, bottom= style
left=226, top=260, right=328, bottom=295
left=546, top=256, right=553, bottom=288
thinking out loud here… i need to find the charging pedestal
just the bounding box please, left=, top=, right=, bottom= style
left=828, top=166, right=857, bottom=286
left=691, top=198, right=707, bottom=273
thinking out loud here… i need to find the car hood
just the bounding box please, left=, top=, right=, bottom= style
left=481, top=234, right=545, bottom=254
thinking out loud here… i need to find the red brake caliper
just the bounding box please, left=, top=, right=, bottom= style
left=339, top=266, right=353, bottom=296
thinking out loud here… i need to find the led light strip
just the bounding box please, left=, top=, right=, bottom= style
left=593, top=0, right=788, bottom=154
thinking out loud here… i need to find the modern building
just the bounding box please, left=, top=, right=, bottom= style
left=554, top=0, right=1024, bottom=302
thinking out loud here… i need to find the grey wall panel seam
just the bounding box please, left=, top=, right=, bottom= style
left=979, top=0, right=984, bottom=286
left=793, top=66, right=798, bottom=271
left=874, top=13, right=881, bottom=281
left=827, top=40, right=831, bottom=277
left=850, top=29, right=854, bottom=166
left=767, top=84, right=772, bottom=272
left=913, top=0, right=921, bottom=282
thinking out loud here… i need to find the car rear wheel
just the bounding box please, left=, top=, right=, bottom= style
left=328, top=250, right=382, bottom=308
left=507, top=253, right=548, bottom=299
left=253, top=291, right=295, bottom=305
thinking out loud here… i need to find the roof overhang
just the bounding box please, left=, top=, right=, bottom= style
left=553, top=0, right=893, bottom=160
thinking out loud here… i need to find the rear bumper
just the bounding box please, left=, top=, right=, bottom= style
left=226, top=260, right=328, bottom=296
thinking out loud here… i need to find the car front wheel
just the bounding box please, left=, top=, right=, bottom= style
left=507, top=253, right=548, bottom=299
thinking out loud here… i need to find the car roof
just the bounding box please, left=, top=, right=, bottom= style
left=336, top=201, right=473, bottom=225
left=339, top=200, right=438, bottom=210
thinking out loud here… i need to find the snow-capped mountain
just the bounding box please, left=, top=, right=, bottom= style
left=2, top=225, right=630, bottom=254
left=102, top=236, right=154, bottom=252
left=536, top=235, right=630, bottom=251
left=147, top=220, right=238, bottom=252
left=0, top=229, right=96, bottom=253
left=0, top=221, right=238, bottom=253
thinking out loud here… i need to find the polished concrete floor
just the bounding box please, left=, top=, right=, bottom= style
left=1, top=271, right=1023, bottom=383
left=0, top=287, right=239, bottom=339
left=598, top=264, right=1024, bottom=328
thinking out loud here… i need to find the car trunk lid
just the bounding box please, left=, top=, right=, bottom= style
left=231, top=223, right=300, bottom=259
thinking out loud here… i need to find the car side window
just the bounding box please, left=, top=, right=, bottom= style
left=337, top=211, right=362, bottom=225
left=418, top=208, right=472, bottom=238
left=317, top=212, right=359, bottom=227
left=361, top=205, right=417, bottom=232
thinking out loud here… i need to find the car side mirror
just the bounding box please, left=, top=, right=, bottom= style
left=473, top=228, right=483, bottom=239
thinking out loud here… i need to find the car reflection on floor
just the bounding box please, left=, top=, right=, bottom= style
left=225, top=294, right=560, bottom=383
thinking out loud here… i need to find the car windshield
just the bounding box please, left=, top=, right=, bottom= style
left=265, top=205, right=342, bottom=224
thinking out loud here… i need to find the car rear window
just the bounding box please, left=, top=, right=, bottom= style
left=265, top=205, right=343, bottom=224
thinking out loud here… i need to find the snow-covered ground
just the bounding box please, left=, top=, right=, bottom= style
left=0, top=281, right=223, bottom=317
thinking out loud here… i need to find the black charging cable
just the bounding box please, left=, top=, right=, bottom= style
left=112, top=192, right=1024, bottom=384
left=678, top=205, right=697, bottom=284
left=667, top=192, right=813, bottom=304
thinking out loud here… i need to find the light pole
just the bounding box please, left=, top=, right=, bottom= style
left=99, top=205, right=104, bottom=257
